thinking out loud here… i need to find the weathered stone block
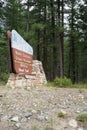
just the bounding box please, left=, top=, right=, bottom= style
left=6, top=60, right=47, bottom=88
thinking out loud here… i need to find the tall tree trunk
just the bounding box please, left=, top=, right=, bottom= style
left=43, top=28, right=47, bottom=71
left=57, top=0, right=64, bottom=78
left=60, top=0, right=64, bottom=78
left=70, top=2, right=76, bottom=83
left=50, top=0, right=57, bottom=79
left=43, top=0, right=47, bottom=73
left=70, top=35, right=75, bottom=83
left=37, top=29, right=40, bottom=60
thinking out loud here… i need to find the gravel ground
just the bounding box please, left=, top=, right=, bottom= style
left=0, top=85, right=87, bottom=130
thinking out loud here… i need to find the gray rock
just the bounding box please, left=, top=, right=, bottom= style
left=37, top=114, right=48, bottom=121
left=77, top=107, right=87, bottom=114
left=37, top=115, right=45, bottom=121
left=24, top=112, right=32, bottom=118
left=21, top=117, right=27, bottom=123
left=15, top=123, right=21, bottom=128
left=45, top=115, right=49, bottom=121
left=69, top=119, right=78, bottom=128
left=11, top=116, right=19, bottom=122
left=1, top=115, right=8, bottom=122
left=32, top=109, right=37, bottom=114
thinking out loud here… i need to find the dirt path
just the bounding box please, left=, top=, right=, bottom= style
left=0, top=86, right=87, bottom=130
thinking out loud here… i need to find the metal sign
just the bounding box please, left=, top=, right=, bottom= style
left=10, top=30, right=33, bottom=75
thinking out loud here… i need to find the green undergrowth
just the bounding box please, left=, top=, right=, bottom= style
left=76, top=114, right=87, bottom=122
left=58, top=112, right=69, bottom=119
left=0, top=81, right=6, bottom=86
left=54, top=77, right=72, bottom=87
left=47, top=77, right=72, bottom=88
left=73, top=84, right=87, bottom=89
left=0, top=72, right=10, bottom=85
left=47, top=77, right=87, bottom=89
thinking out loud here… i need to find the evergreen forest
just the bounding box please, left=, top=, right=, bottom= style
left=0, top=0, right=87, bottom=84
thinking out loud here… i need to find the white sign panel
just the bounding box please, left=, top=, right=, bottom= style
left=10, top=30, right=33, bottom=74
left=11, top=30, right=33, bottom=55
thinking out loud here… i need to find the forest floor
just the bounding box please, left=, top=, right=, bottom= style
left=0, top=85, right=87, bottom=130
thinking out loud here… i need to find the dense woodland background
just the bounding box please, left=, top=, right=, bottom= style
left=0, top=0, right=87, bottom=84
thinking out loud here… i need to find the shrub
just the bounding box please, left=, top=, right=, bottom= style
left=76, top=114, right=87, bottom=122
left=0, top=72, right=10, bottom=83
left=54, top=77, right=72, bottom=87
left=58, top=112, right=65, bottom=118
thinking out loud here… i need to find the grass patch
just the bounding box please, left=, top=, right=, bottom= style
left=73, top=84, right=87, bottom=89
left=76, top=114, right=87, bottom=122
left=58, top=112, right=65, bottom=118
left=0, top=81, right=7, bottom=86
left=47, top=78, right=87, bottom=89
left=47, top=81, right=54, bottom=87
left=31, top=126, right=38, bottom=130
left=58, top=111, right=68, bottom=118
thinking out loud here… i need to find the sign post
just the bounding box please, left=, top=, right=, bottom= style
left=7, top=31, right=13, bottom=72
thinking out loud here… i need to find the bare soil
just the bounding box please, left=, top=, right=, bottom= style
left=0, top=85, right=87, bottom=130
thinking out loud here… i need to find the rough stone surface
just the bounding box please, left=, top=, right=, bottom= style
left=78, top=128, right=84, bottom=130
left=0, top=86, right=87, bottom=130
left=11, top=116, right=19, bottom=122
left=1, top=116, right=8, bottom=122
left=6, top=60, right=47, bottom=88
left=68, top=119, right=78, bottom=128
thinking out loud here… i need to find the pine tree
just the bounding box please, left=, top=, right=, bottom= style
left=4, top=0, right=23, bottom=31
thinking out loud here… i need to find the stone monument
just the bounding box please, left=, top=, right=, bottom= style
left=7, top=30, right=47, bottom=88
